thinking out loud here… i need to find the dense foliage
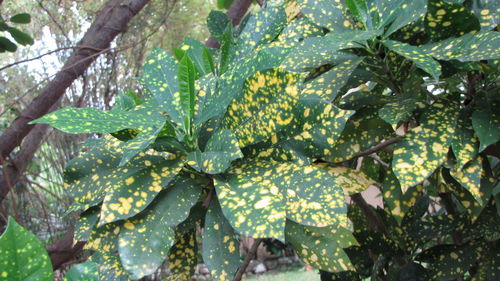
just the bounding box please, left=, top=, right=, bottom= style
left=22, top=0, right=500, bottom=280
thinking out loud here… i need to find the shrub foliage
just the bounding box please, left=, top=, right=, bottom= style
left=32, top=0, right=499, bottom=280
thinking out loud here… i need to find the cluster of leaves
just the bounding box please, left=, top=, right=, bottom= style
left=0, top=12, right=33, bottom=53
left=16, top=0, right=499, bottom=280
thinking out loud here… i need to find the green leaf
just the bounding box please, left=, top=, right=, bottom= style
left=392, top=96, right=459, bottom=191
left=272, top=99, right=354, bottom=160
left=282, top=30, right=375, bottom=71
left=65, top=137, right=123, bottom=210
left=31, top=106, right=164, bottom=134
left=450, top=156, right=483, bottom=205
left=177, top=38, right=214, bottom=76
left=384, top=0, right=427, bottom=36
left=382, top=40, right=441, bottom=79
left=421, top=31, right=500, bottom=62
left=90, top=252, right=129, bottom=281
left=297, top=0, right=354, bottom=31
left=119, top=126, right=164, bottom=166
left=471, top=91, right=500, bottom=152
left=9, top=13, right=31, bottom=24
left=98, top=151, right=184, bottom=225
left=113, top=92, right=138, bottom=111
left=118, top=173, right=201, bottom=279
left=416, top=240, right=481, bottom=280
left=319, top=165, right=375, bottom=195
left=301, top=58, right=363, bottom=100
left=140, top=48, right=183, bottom=127
left=217, top=0, right=233, bottom=9
left=235, top=6, right=288, bottom=59
left=472, top=244, right=500, bottom=281
left=84, top=222, right=130, bottom=281
left=167, top=230, right=198, bottom=281
left=272, top=17, right=324, bottom=49
left=202, top=198, right=241, bottom=281
left=378, top=95, right=424, bottom=126
left=382, top=168, right=424, bottom=224
left=7, top=27, right=33, bottom=45
left=178, top=54, right=196, bottom=133
left=346, top=0, right=370, bottom=27
left=425, top=0, right=480, bottom=41
left=187, top=129, right=243, bottom=174
left=75, top=207, right=100, bottom=242
left=198, top=46, right=290, bottom=123
left=285, top=220, right=357, bottom=272
left=207, top=10, right=230, bottom=41
left=0, top=36, right=17, bottom=52
left=215, top=161, right=347, bottom=240
left=64, top=261, right=99, bottom=281
left=327, top=108, right=394, bottom=163
left=223, top=69, right=304, bottom=147
left=0, top=218, right=54, bottom=281
left=451, top=109, right=479, bottom=168
left=405, top=213, right=467, bottom=244
left=472, top=0, right=499, bottom=32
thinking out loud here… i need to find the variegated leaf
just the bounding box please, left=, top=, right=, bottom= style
left=167, top=230, right=198, bottom=281
left=187, top=129, right=243, bottom=174
left=202, top=198, right=241, bottom=281
left=118, top=173, right=202, bottom=279
left=392, top=96, right=459, bottom=191
left=285, top=220, right=357, bottom=272
left=215, top=161, right=347, bottom=240
left=98, top=152, right=184, bottom=225
left=223, top=69, right=304, bottom=147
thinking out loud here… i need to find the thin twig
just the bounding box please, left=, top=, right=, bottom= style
left=336, top=137, right=401, bottom=164
left=0, top=155, right=19, bottom=222
left=234, top=238, right=263, bottom=281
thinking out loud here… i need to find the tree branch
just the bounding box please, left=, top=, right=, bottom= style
left=337, top=137, right=401, bottom=164
left=234, top=238, right=262, bottom=281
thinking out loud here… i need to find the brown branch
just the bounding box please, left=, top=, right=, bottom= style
left=350, top=194, right=389, bottom=236
left=233, top=238, right=262, bottom=281
left=46, top=229, right=86, bottom=270
left=337, top=137, right=401, bottom=164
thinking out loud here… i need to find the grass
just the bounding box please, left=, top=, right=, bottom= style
left=244, top=267, right=321, bottom=281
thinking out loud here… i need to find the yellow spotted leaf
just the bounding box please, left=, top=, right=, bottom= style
left=215, top=160, right=347, bottom=240
left=392, top=96, right=459, bottom=191
left=202, top=198, right=241, bottom=281
left=285, top=220, right=357, bottom=272
left=167, top=230, right=198, bottom=281
left=98, top=152, right=184, bottom=225
left=118, top=173, right=202, bottom=279
left=223, top=69, right=304, bottom=147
